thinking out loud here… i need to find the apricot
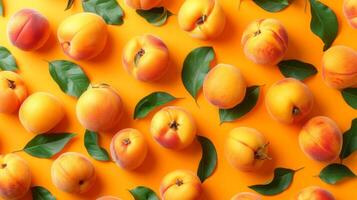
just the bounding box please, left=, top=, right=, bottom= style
left=203, top=64, right=247, bottom=109
left=51, top=152, right=96, bottom=194
left=343, top=0, right=357, bottom=29
left=160, top=170, right=202, bottom=200
left=178, top=0, right=226, bottom=40
left=265, top=78, right=314, bottom=124
left=322, top=45, right=357, bottom=89
left=0, top=71, right=27, bottom=114
left=299, top=116, right=342, bottom=162
left=19, top=92, right=64, bottom=134
left=225, top=127, right=270, bottom=172
left=7, top=9, right=50, bottom=51
left=0, top=154, right=31, bottom=200
left=122, top=34, right=169, bottom=82
left=150, top=106, right=196, bottom=150
left=295, top=186, right=335, bottom=200
left=241, top=18, right=288, bottom=65
left=97, top=196, right=122, bottom=200
left=125, top=0, right=162, bottom=10
left=110, top=128, right=148, bottom=170
left=231, top=192, right=262, bottom=200
left=57, top=12, right=108, bottom=60
left=76, top=84, right=123, bottom=132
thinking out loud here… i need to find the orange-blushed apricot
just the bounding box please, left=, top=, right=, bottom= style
left=0, top=71, right=27, bottom=114
left=295, top=186, right=335, bottom=200
left=125, top=0, right=162, bottom=10
left=343, top=0, right=357, bottom=29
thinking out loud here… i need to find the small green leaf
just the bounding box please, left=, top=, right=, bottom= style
left=182, top=46, right=215, bottom=100
left=253, top=0, right=289, bottom=12
left=31, top=186, right=56, bottom=200
left=49, top=60, right=90, bottom=98
left=319, top=163, right=356, bottom=184
left=84, top=130, right=110, bottom=161
left=82, top=0, right=124, bottom=25
left=23, top=133, right=76, bottom=158
left=249, top=167, right=302, bottom=195
left=340, top=118, right=357, bottom=159
left=341, top=88, right=357, bottom=109
left=65, top=0, right=75, bottom=10
left=134, top=92, right=177, bottom=119
left=0, top=0, right=3, bottom=16
left=136, top=7, right=172, bottom=26
left=278, top=60, right=317, bottom=81
left=0, top=46, right=18, bottom=71
left=197, top=136, right=217, bottom=183
left=219, top=86, right=260, bottom=123
left=129, top=186, right=159, bottom=200
left=309, top=0, right=338, bottom=51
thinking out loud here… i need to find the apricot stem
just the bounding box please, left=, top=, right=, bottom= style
left=0, top=163, right=7, bottom=169
left=292, top=106, right=300, bottom=115
left=196, top=15, right=207, bottom=25
left=255, top=143, right=272, bottom=160
left=169, top=120, right=180, bottom=130
left=122, top=138, right=131, bottom=146
left=7, top=79, right=16, bottom=89
left=134, top=49, right=145, bottom=66
left=79, top=180, right=84, bottom=185
left=175, top=178, right=184, bottom=186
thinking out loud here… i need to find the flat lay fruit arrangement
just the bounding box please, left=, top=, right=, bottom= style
left=0, top=0, right=356, bottom=199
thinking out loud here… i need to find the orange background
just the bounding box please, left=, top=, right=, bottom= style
left=0, top=0, right=356, bottom=199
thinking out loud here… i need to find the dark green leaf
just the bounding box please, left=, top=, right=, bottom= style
left=134, top=92, right=177, bottom=119
left=249, top=167, right=301, bottom=195
left=278, top=60, right=317, bottom=80
left=319, top=163, right=356, bottom=184
left=0, top=46, right=18, bottom=71
left=65, top=0, right=75, bottom=10
left=182, top=46, right=215, bottom=100
left=219, top=86, right=260, bottom=123
left=49, top=60, right=90, bottom=98
left=340, top=118, right=357, bottom=159
left=341, top=88, right=357, bottom=109
left=129, top=186, right=159, bottom=200
left=253, top=0, right=289, bottom=12
left=84, top=130, right=110, bottom=161
left=82, top=0, right=124, bottom=25
left=197, top=136, right=217, bottom=183
left=23, top=133, right=76, bottom=158
left=136, top=7, right=172, bottom=26
left=309, top=0, right=338, bottom=51
left=31, top=186, right=56, bottom=200
left=0, top=0, right=3, bottom=16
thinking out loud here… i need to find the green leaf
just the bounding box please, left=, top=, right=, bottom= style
left=23, top=133, right=76, bottom=158
left=182, top=46, right=215, bottom=100
left=219, top=86, right=260, bottom=123
left=319, top=163, right=356, bottom=184
left=84, top=130, right=110, bottom=161
left=49, top=60, right=90, bottom=98
left=309, top=0, right=338, bottom=51
left=134, top=92, right=177, bottom=119
left=136, top=7, right=172, bottom=26
left=129, top=186, right=159, bottom=200
left=197, top=135, right=217, bottom=183
left=340, top=118, right=357, bottom=159
left=277, top=60, right=317, bottom=81
left=82, top=0, right=124, bottom=25
left=65, top=0, right=75, bottom=10
left=249, top=167, right=302, bottom=195
left=0, top=0, right=3, bottom=16
left=253, top=0, right=289, bottom=13
left=31, top=186, right=56, bottom=200
left=341, top=88, right=357, bottom=109
left=0, top=46, right=18, bottom=71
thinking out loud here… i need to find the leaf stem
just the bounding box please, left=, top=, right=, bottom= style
left=11, top=149, right=24, bottom=154
left=294, top=166, right=305, bottom=172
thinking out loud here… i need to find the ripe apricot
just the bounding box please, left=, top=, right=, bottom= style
left=231, top=192, right=262, bottom=200
left=0, top=71, right=27, bottom=114
left=125, top=0, right=162, bottom=10
left=343, top=0, right=357, bottom=29
left=295, top=186, right=335, bottom=200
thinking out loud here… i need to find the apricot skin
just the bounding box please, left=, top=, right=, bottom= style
left=203, top=64, right=247, bottom=109
left=76, top=84, right=123, bottom=132
left=125, top=0, right=162, bottom=10
left=0, top=154, right=31, bottom=200
left=178, top=0, right=226, bottom=40
left=97, top=196, right=122, bottom=200
left=299, top=116, right=342, bottom=162
left=295, top=186, right=335, bottom=200
left=51, top=152, right=96, bottom=194
left=322, top=45, right=357, bottom=89
left=7, top=9, right=50, bottom=51
left=231, top=192, right=262, bottom=200
left=241, top=18, right=288, bottom=65
left=19, top=92, right=64, bottom=134
left=110, top=128, right=148, bottom=170
left=57, top=12, right=108, bottom=60
left=343, top=0, right=357, bottom=29
left=0, top=71, right=27, bottom=114
left=122, top=34, right=169, bottom=82
left=150, top=106, right=196, bottom=150
left=160, top=170, right=202, bottom=200
left=265, top=78, right=314, bottom=124
left=225, top=127, right=269, bottom=172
